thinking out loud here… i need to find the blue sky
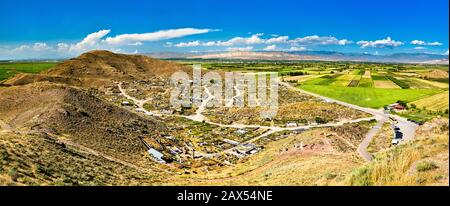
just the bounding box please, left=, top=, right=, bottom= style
left=0, top=0, right=448, bottom=59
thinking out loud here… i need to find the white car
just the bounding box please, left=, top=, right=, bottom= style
left=392, top=139, right=401, bottom=145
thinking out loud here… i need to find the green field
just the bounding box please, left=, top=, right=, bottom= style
left=0, top=62, right=57, bottom=81
left=302, top=74, right=340, bottom=85
left=358, top=78, right=374, bottom=88
left=300, top=85, right=441, bottom=108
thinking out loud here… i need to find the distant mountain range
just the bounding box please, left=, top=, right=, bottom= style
left=146, top=51, right=449, bottom=64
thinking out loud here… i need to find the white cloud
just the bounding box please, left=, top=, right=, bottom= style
left=175, top=41, right=201, bottom=47
left=12, top=45, right=31, bottom=52
left=428, top=42, right=443, bottom=46
left=411, top=40, right=425, bottom=45
left=357, top=37, right=404, bottom=48
left=445, top=50, right=449, bottom=55
left=1, top=43, right=55, bottom=59
left=414, top=46, right=427, bottom=50
left=173, top=34, right=289, bottom=48
left=226, top=46, right=253, bottom=52
left=32, top=43, right=51, bottom=51
left=70, top=29, right=111, bottom=52
left=104, top=28, right=213, bottom=46
left=164, top=42, right=173, bottom=47
left=266, top=36, right=289, bottom=44
left=288, top=46, right=307, bottom=51
left=171, top=34, right=353, bottom=49
left=203, top=41, right=233, bottom=47
left=0, top=28, right=216, bottom=59
left=411, top=40, right=443, bottom=46
left=291, top=35, right=352, bottom=45
left=263, top=45, right=278, bottom=51
left=57, top=43, right=69, bottom=52
left=128, top=42, right=143, bottom=46
left=226, top=33, right=265, bottom=45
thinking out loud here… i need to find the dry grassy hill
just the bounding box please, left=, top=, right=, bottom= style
left=4, top=50, right=191, bottom=87
left=0, top=51, right=194, bottom=185
left=348, top=118, right=449, bottom=186
left=0, top=81, right=172, bottom=169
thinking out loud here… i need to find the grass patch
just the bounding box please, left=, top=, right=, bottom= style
left=302, top=74, right=340, bottom=86
left=300, top=85, right=441, bottom=108
left=416, top=161, right=438, bottom=172
left=0, top=62, right=57, bottom=81
left=386, top=76, right=410, bottom=89
left=358, top=78, right=374, bottom=88
left=372, top=75, right=388, bottom=81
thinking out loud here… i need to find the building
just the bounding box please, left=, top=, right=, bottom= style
left=161, top=109, right=174, bottom=115
left=235, top=143, right=261, bottom=155
left=388, top=103, right=406, bottom=111
left=222, top=139, right=240, bottom=146
left=148, top=148, right=166, bottom=164
left=286, top=122, right=298, bottom=127
left=394, top=104, right=405, bottom=110
left=235, top=129, right=247, bottom=135
left=121, top=101, right=132, bottom=106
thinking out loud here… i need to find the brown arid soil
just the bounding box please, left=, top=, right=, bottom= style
left=168, top=122, right=372, bottom=186
left=0, top=82, right=171, bottom=169
left=4, top=50, right=192, bottom=88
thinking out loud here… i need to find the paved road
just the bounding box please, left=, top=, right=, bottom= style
left=357, top=118, right=387, bottom=161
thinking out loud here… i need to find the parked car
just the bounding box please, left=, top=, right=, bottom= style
left=395, top=133, right=403, bottom=139
left=392, top=139, right=401, bottom=145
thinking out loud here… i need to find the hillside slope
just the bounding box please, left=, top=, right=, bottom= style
left=0, top=82, right=168, bottom=169
left=348, top=118, right=449, bottom=186
left=4, top=50, right=191, bottom=87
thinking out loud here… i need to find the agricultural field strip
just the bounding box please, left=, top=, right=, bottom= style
left=410, top=92, right=450, bottom=111
left=411, top=77, right=449, bottom=89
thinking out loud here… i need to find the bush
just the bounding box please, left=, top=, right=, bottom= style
left=8, top=167, right=19, bottom=181
left=416, top=161, right=438, bottom=172
left=349, top=167, right=372, bottom=186
left=314, top=117, right=329, bottom=124
left=397, top=100, right=408, bottom=108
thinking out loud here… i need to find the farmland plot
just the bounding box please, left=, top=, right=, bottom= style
left=374, top=80, right=401, bottom=89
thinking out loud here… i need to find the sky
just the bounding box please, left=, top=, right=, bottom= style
left=0, top=0, right=448, bottom=60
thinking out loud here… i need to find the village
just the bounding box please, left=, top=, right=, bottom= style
left=97, top=73, right=417, bottom=172
left=97, top=79, right=313, bottom=168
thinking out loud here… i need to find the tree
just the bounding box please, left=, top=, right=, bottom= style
left=397, top=100, right=408, bottom=108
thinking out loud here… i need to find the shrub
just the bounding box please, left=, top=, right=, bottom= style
left=416, top=161, right=438, bottom=172
left=8, top=167, right=19, bottom=181
left=315, top=117, right=328, bottom=124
